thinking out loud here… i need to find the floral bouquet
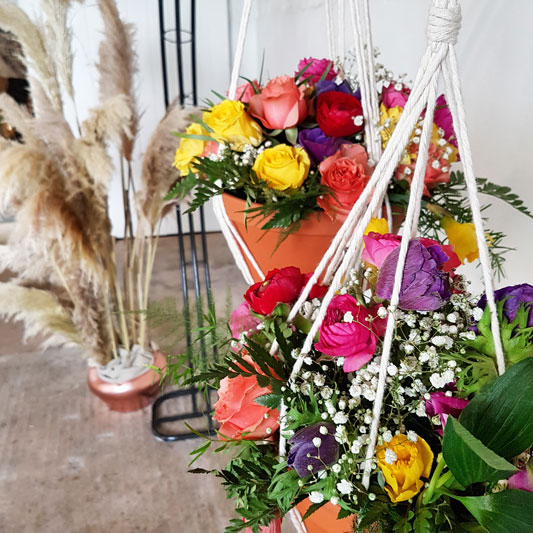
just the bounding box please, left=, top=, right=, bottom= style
left=168, top=219, right=533, bottom=532
left=168, top=56, right=530, bottom=276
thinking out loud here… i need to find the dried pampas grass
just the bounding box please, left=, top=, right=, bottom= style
left=0, top=2, right=62, bottom=111
left=138, top=102, right=202, bottom=229
left=97, top=0, right=138, bottom=161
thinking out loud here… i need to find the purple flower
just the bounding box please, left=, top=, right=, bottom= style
left=376, top=239, right=451, bottom=311
left=425, top=391, right=469, bottom=436
left=508, top=461, right=533, bottom=492
left=315, top=79, right=358, bottom=98
left=288, top=423, right=338, bottom=477
left=298, top=127, right=347, bottom=166
left=477, top=283, right=533, bottom=327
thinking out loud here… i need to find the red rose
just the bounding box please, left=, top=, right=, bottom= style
left=244, top=267, right=328, bottom=315
left=316, top=91, right=364, bottom=137
left=318, top=144, right=371, bottom=221
left=245, top=267, right=305, bottom=315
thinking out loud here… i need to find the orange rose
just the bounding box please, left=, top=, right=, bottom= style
left=318, top=143, right=372, bottom=221
left=248, top=75, right=308, bottom=130
left=213, top=355, right=280, bottom=440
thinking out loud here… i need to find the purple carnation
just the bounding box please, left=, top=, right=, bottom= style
left=376, top=239, right=450, bottom=311
left=315, top=79, right=358, bottom=98
left=288, top=423, right=338, bottom=477
left=298, top=127, right=347, bottom=166
left=477, top=283, right=533, bottom=327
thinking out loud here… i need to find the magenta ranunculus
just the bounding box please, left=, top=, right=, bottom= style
left=425, top=391, right=469, bottom=435
left=376, top=239, right=451, bottom=311
left=508, top=461, right=533, bottom=492
left=314, top=294, right=385, bottom=372
left=381, top=82, right=410, bottom=109
left=230, top=301, right=261, bottom=339
left=434, top=95, right=457, bottom=147
left=296, top=57, right=338, bottom=85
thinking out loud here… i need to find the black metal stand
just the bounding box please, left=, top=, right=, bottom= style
left=152, top=0, right=216, bottom=441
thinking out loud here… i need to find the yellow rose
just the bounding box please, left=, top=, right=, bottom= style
left=441, top=217, right=479, bottom=263
left=173, top=123, right=207, bottom=176
left=365, top=217, right=389, bottom=236
left=252, top=144, right=310, bottom=191
left=377, top=434, right=434, bottom=503
left=203, top=100, right=263, bottom=151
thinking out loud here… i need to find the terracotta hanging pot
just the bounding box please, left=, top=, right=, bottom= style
left=87, top=350, right=166, bottom=412
left=222, top=193, right=343, bottom=283
left=222, top=193, right=405, bottom=284
left=295, top=500, right=356, bottom=533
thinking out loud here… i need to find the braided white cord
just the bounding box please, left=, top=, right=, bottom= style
left=338, top=0, right=346, bottom=67
left=362, top=76, right=440, bottom=488
left=441, top=48, right=505, bottom=375
left=228, top=0, right=253, bottom=100
left=325, top=0, right=336, bottom=60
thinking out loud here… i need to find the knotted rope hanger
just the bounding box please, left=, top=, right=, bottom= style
left=275, top=0, right=506, bottom=501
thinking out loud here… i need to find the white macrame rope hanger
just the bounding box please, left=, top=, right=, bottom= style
left=279, top=0, right=505, bottom=504
left=212, top=0, right=263, bottom=286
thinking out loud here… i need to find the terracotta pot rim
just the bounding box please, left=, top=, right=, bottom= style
left=222, top=192, right=342, bottom=237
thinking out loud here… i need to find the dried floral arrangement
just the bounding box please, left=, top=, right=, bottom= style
left=0, top=0, right=186, bottom=366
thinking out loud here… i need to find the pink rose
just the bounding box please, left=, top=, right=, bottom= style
left=233, top=79, right=261, bottom=104
left=425, top=391, right=469, bottom=436
left=314, top=294, right=385, bottom=372
left=318, top=143, right=371, bottom=221
left=213, top=355, right=280, bottom=440
left=296, top=57, right=337, bottom=84
left=248, top=75, right=308, bottom=130
left=230, top=301, right=261, bottom=339
left=382, top=82, right=410, bottom=109
left=363, top=233, right=461, bottom=273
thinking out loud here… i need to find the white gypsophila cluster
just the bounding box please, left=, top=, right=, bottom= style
left=230, top=141, right=272, bottom=167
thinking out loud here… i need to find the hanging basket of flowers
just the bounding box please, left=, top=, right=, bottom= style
left=165, top=0, right=533, bottom=532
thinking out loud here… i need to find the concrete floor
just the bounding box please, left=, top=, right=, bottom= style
left=0, top=233, right=298, bottom=533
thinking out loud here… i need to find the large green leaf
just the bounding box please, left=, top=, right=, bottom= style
left=442, top=417, right=517, bottom=486
left=452, top=490, right=533, bottom=533
left=459, top=358, right=533, bottom=459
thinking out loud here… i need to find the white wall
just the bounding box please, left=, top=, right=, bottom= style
left=14, top=0, right=533, bottom=289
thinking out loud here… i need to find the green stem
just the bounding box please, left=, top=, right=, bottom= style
left=422, top=454, right=446, bottom=506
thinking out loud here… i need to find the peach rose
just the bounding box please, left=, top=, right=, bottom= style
left=213, top=355, right=280, bottom=440
left=233, top=79, right=261, bottom=103
left=248, top=75, right=308, bottom=130
left=318, top=144, right=371, bottom=221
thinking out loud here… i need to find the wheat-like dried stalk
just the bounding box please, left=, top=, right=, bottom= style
left=0, top=2, right=62, bottom=111
left=0, top=283, right=80, bottom=350
left=97, top=0, right=138, bottom=161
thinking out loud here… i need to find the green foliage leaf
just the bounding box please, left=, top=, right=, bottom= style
left=164, top=171, right=197, bottom=201
left=254, top=393, right=282, bottom=410
left=285, top=127, right=298, bottom=145
left=459, top=357, right=533, bottom=460
left=413, top=509, right=433, bottom=533
left=442, top=417, right=518, bottom=486
left=452, top=490, right=533, bottom=533
left=476, top=178, right=533, bottom=219
left=301, top=501, right=328, bottom=521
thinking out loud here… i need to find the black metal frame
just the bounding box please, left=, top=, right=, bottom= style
left=152, top=0, right=216, bottom=441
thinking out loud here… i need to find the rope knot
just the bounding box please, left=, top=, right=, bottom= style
left=426, top=4, right=462, bottom=45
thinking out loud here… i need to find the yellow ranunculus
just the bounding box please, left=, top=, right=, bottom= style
left=365, top=217, right=389, bottom=236
left=441, top=216, right=479, bottom=263
left=252, top=144, right=310, bottom=191
left=203, top=100, right=263, bottom=151
left=377, top=434, right=434, bottom=503
left=173, top=123, right=208, bottom=176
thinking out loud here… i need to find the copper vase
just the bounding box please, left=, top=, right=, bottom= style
left=87, top=350, right=166, bottom=412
